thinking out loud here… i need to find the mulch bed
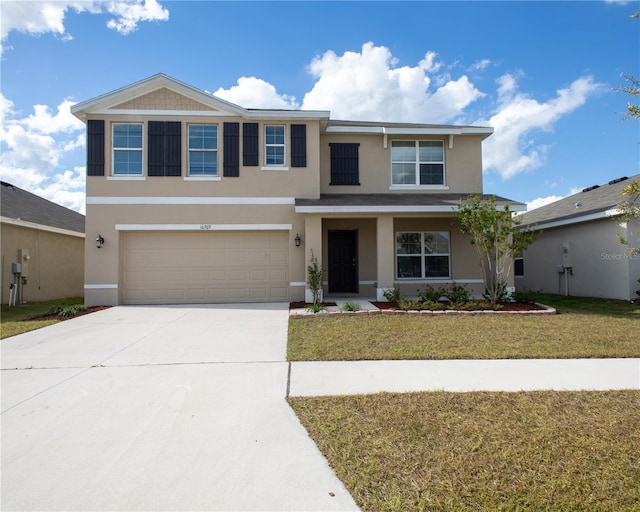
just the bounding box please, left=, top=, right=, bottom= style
left=370, top=301, right=547, bottom=311
left=290, top=302, right=338, bottom=309
left=26, top=306, right=111, bottom=322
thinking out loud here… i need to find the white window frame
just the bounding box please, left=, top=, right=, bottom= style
left=263, top=125, right=287, bottom=170
left=390, top=140, right=446, bottom=190
left=396, top=231, right=451, bottom=279
left=187, top=124, right=218, bottom=177
left=112, top=123, right=143, bottom=176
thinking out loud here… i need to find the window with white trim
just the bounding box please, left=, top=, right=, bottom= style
left=113, top=123, right=143, bottom=175
left=188, top=124, right=218, bottom=175
left=396, top=231, right=450, bottom=278
left=391, top=140, right=444, bottom=186
left=264, top=125, right=285, bottom=166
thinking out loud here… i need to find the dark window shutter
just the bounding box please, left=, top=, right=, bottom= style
left=148, top=121, right=182, bottom=176
left=291, top=124, right=306, bottom=167
left=330, top=143, right=360, bottom=185
left=87, top=120, right=105, bottom=176
left=223, top=122, right=240, bottom=177
left=242, top=123, right=259, bottom=166
left=165, top=121, right=182, bottom=176
left=148, top=121, right=165, bottom=176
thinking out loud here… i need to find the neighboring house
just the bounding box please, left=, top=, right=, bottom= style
left=71, top=74, right=524, bottom=306
left=516, top=174, right=640, bottom=301
left=1, top=181, right=85, bottom=304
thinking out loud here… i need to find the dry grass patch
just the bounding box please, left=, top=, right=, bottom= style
left=290, top=390, right=640, bottom=511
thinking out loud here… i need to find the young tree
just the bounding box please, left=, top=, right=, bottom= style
left=614, top=10, right=639, bottom=253
left=457, top=195, right=538, bottom=304
left=616, top=180, right=640, bottom=254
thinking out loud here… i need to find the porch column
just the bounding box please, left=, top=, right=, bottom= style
left=304, top=214, right=322, bottom=303
left=376, top=215, right=395, bottom=301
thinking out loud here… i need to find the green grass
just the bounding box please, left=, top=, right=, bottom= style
left=290, top=390, right=640, bottom=511
left=1, top=297, right=84, bottom=339
left=288, top=294, right=640, bottom=361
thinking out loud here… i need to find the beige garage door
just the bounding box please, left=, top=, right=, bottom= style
left=122, top=231, right=289, bottom=304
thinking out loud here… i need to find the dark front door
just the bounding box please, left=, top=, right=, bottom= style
left=328, top=230, right=358, bottom=293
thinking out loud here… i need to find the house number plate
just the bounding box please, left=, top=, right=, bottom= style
left=200, top=224, right=212, bottom=230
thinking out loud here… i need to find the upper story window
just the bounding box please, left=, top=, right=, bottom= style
left=396, top=231, right=450, bottom=279
left=113, top=123, right=143, bottom=175
left=188, top=124, right=218, bottom=176
left=265, top=125, right=285, bottom=167
left=391, top=140, right=444, bottom=186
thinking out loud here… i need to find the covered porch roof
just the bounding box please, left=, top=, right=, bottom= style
left=295, top=193, right=525, bottom=214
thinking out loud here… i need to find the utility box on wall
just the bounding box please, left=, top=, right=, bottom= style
left=18, top=249, right=30, bottom=277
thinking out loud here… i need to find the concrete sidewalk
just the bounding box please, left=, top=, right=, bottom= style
left=288, top=358, right=640, bottom=397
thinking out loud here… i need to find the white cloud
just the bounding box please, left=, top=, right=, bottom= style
left=0, top=93, right=86, bottom=213
left=469, top=59, right=492, bottom=72
left=526, top=195, right=564, bottom=211
left=301, top=42, right=483, bottom=123
left=213, top=77, right=299, bottom=109
left=1, top=1, right=169, bottom=55
left=105, top=0, right=169, bottom=35
left=480, top=74, right=602, bottom=179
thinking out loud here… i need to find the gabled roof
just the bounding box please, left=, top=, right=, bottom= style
left=519, top=174, right=639, bottom=229
left=1, top=182, right=85, bottom=234
left=71, top=73, right=330, bottom=122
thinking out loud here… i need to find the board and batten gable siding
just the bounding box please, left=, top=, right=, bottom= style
left=87, top=120, right=105, bottom=176
left=148, top=121, right=182, bottom=177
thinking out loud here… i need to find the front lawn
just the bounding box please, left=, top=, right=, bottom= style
left=290, top=390, right=640, bottom=511
left=1, top=297, right=85, bottom=339
left=288, top=294, right=640, bottom=361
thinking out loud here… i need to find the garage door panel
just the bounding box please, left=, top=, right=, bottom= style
left=122, top=231, right=289, bottom=304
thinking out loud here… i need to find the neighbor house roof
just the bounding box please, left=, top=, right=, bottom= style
left=1, top=182, right=85, bottom=234
left=295, top=193, right=524, bottom=214
left=519, top=174, right=639, bottom=229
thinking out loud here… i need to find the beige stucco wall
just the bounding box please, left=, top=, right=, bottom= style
left=1, top=222, right=84, bottom=304
left=319, top=133, right=484, bottom=195
left=86, top=115, right=321, bottom=200
left=517, top=218, right=640, bottom=300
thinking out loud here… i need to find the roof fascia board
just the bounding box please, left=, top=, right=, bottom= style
left=522, top=208, right=620, bottom=231
left=1, top=216, right=85, bottom=238
left=325, top=125, right=493, bottom=136
left=295, top=203, right=526, bottom=214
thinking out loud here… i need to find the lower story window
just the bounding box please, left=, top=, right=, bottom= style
left=396, top=231, right=450, bottom=278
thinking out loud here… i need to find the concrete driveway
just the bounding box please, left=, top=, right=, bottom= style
left=1, top=304, right=358, bottom=511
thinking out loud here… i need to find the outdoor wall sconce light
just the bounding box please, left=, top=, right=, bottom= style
left=294, top=233, right=301, bottom=247
left=96, top=234, right=105, bottom=249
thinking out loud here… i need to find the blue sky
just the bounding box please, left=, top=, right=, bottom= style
left=1, top=0, right=638, bottom=214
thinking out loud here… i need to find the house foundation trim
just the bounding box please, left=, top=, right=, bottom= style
left=84, top=284, right=118, bottom=289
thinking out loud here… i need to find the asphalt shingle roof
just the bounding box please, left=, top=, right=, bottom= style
left=1, top=181, right=85, bottom=234
left=519, top=174, right=639, bottom=228
left=296, top=193, right=522, bottom=207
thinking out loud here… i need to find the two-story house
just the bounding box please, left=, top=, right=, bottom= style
left=71, top=74, right=523, bottom=306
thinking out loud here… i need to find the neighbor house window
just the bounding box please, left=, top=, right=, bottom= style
left=515, top=257, right=524, bottom=277
left=265, top=125, right=285, bottom=166
left=391, top=140, right=444, bottom=186
left=188, top=124, right=218, bottom=175
left=396, top=231, right=450, bottom=278
left=113, top=123, right=143, bottom=175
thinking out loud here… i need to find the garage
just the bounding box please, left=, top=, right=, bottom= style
left=121, top=231, right=289, bottom=304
